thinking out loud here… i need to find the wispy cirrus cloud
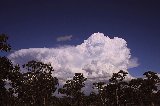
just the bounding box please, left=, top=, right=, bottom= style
left=56, top=35, right=73, bottom=42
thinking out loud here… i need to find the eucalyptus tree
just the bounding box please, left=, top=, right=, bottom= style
left=58, top=73, right=87, bottom=106
left=0, top=34, right=22, bottom=105
left=127, top=71, right=160, bottom=106
left=92, top=81, right=107, bottom=105
left=0, top=33, right=15, bottom=105
left=0, top=33, right=11, bottom=52
left=91, top=70, right=128, bottom=106
left=108, top=70, right=128, bottom=106
left=15, top=60, right=58, bottom=106
left=127, top=78, right=144, bottom=105
left=142, top=71, right=160, bottom=106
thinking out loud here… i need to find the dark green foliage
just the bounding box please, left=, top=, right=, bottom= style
left=109, top=70, right=128, bottom=83
left=141, top=71, right=160, bottom=105
left=16, top=60, right=58, bottom=106
left=0, top=57, right=14, bottom=105
left=91, top=70, right=129, bottom=106
left=58, top=73, right=87, bottom=106
left=92, top=82, right=108, bottom=105
left=0, top=34, right=14, bottom=105
left=0, top=33, right=11, bottom=52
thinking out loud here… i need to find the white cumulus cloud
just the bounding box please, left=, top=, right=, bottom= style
left=8, top=33, right=138, bottom=93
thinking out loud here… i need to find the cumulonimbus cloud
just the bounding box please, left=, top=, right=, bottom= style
left=8, top=33, right=138, bottom=88
left=56, top=35, right=72, bottom=42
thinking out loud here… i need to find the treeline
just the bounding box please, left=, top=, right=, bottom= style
left=0, top=34, right=160, bottom=106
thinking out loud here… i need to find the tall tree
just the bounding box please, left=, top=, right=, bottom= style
left=142, top=71, right=160, bottom=106
left=14, top=60, right=58, bottom=106
left=128, top=78, right=144, bottom=105
left=0, top=33, right=15, bottom=105
left=0, top=33, right=11, bottom=52
left=91, top=70, right=129, bottom=106
left=92, top=82, right=107, bottom=105
left=109, top=70, right=128, bottom=106
left=58, top=73, right=87, bottom=106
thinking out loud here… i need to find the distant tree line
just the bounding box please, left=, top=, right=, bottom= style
left=0, top=34, right=160, bottom=106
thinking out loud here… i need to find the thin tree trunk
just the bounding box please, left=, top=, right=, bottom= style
left=116, top=88, right=119, bottom=106
left=44, top=97, right=46, bottom=106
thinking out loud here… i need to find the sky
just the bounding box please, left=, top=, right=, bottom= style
left=0, top=0, right=160, bottom=77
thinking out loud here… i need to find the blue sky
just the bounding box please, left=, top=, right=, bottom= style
left=0, top=0, right=160, bottom=77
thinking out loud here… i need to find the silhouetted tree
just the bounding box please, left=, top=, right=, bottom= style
left=127, top=78, right=144, bottom=105
left=14, top=60, right=58, bottom=106
left=109, top=70, right=128, bottom=106
left=0, top=33, right=11, bottom=52
left=0, top=34, right=16, bottom=105
left=91, top=70, right=128, bottom=106
left=92, top=81, right=107, bottom=105
left=58, top=73, right=87, bottom=106
left=142, top=71, right=160, bottom=106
